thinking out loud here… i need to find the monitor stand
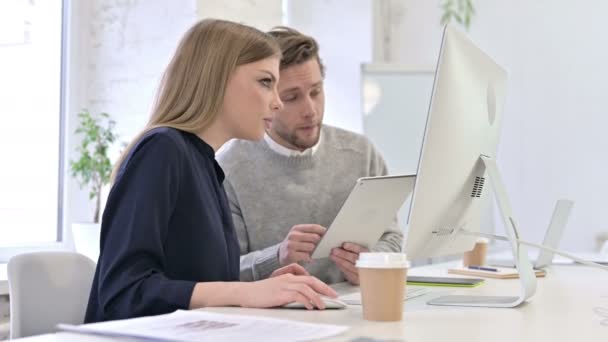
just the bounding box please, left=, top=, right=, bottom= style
left=427, top=155, right=537, bottom=308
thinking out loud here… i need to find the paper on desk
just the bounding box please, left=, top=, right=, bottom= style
left=58, top=310, right=349, bottom=342
left=448, top=266, right=546, bottom=279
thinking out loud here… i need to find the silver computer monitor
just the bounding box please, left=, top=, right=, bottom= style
left=489, top=199, right=574, bottom=269
left=404, top=25, right=540, bottom=308
left=405, top=24, right=508, bottom=261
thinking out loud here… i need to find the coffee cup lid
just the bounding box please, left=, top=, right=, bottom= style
left=356, top=252, right=410, bottom=269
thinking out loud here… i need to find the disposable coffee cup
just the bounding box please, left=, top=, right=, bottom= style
left=462, top=238, right=489, bottom=267
left=356, top=253, right=410, bottom=321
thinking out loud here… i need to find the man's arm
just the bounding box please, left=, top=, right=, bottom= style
left=373, top=219, right=403, bottom=252
left=331, top=138, right=404, bottom=285
left=224, top=179, right=282, bottom=281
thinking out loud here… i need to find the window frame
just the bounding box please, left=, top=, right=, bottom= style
left=0, top=0, right=68, bottom=262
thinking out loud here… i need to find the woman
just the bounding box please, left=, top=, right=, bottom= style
left=84, top=19, right=336, bottom=323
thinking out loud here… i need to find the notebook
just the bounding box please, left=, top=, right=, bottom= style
left=448, top=266, right=546, bottom=279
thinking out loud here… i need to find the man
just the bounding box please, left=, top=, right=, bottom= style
left=218, top=27, right=402, bottom=285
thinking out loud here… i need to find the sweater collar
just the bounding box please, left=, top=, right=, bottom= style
left=263, top=130, right=322, bottom=157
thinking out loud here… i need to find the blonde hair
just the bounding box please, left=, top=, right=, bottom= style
left=112, top=19, right=280, bottom=181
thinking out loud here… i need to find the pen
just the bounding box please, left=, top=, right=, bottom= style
left=468, top=265, right=498, bottom=272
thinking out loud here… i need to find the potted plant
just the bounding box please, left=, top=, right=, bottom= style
left=70, top=109, right=119, bottom=261
left=440, top=0, right=475, bottom=29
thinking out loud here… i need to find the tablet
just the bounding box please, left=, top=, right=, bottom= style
left=311, top=175, right=415, bottom=259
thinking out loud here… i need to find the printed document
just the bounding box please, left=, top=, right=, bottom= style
left=58, top=310, right=349, bottom=342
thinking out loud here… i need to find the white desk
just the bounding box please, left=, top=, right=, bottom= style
left=13, top=264, right=608, bottom=342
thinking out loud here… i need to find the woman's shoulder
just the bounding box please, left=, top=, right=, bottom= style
left=114, top=127, right=193, bottom=184
left=130, top=127, right=196, bottom=157
left=121, top=127, right=189, bottom=168
left=142, top=127, right=188, bottom=146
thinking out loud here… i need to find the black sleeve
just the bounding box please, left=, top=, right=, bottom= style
left=95, top=133, right=196, bottom=320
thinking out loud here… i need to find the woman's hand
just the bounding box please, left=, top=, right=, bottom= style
left=239, top=272, right=337, bottom=310
left=190, top=263, right=337, bottom=310
left=270, top=263, right=310, bottom=277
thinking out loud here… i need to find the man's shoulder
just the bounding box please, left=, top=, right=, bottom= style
left=217, top=139, right=265, bottom=170
left=322, top=125, right=375, bottom=152
left=321, top=125, right=388, bottom=176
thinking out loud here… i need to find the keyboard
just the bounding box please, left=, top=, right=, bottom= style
left=338, top=287, right=429, bottom=305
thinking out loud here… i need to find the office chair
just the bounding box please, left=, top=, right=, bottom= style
left=7, top=252, right=95, bottom=338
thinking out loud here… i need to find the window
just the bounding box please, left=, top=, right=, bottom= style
left=0, top=0, right=65, bottom=247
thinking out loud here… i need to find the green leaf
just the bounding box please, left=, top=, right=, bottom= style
left=440, top=0, right=475, bottom=29
left=70, top=109, right=121, bottom=221
left=441, top=12, right=452, bottom=25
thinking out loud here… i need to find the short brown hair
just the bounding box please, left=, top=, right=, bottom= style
left=267, top=26, right=325, bottom=77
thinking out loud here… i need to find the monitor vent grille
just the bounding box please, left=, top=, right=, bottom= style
left=471, top=176, right=485, bottom=198
left=431, top=227, right=455, bottom=236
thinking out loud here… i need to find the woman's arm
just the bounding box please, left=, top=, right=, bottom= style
left=96, top=133, right=195, bottom=320
left=190, top=264, right=338, bottom=310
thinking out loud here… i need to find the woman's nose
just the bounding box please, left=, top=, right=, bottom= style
left=271, top=91, right=284, bottom=111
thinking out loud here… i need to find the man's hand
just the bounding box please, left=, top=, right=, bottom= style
left=330, top=242, right=369, bottom=285
left=278, top=224, right=326, bottom=266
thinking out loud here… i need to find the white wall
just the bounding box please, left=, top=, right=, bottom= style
left=70, top=0, right=367, bottom=229
left=196, top=0, right=283, bottom=31
left=65, top=0, right=199, bottom=231
left=380, top=0, right=608, bottom=252
left=65, top=0, right=283, bottom=235
left=67, top=1, right=608, bottom=252
left=285, top=0, right=375, bottom=133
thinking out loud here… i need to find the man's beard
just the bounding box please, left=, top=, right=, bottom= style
left=277, top=124, right=321, bottom=150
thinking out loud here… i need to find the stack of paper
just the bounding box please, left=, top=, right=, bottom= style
left=448, top=266, right=546, bottom=279
left=58, top=310, right=349, bottom=342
